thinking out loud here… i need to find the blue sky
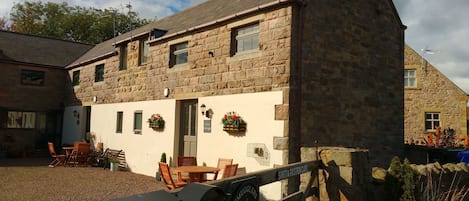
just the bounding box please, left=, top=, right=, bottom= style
left=1, top=0, right=469, bottom=93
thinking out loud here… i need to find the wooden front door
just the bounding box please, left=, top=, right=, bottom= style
left=179, top=100, right=198, bottom=157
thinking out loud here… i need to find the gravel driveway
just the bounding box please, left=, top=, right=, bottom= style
left=0, top=157, right=166, bottom=201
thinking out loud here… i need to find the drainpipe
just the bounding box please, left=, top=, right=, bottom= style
left=287, top=0, right=305, bottom=195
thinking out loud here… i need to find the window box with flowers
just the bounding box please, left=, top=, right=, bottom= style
left=222, top=112, right=246, bottom=132
left=148, top=114, right=165, bottom=129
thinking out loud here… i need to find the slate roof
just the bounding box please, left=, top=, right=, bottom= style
left=67, top=0, right=279, bottom=68
left=0, top=30, right=92, bottom=67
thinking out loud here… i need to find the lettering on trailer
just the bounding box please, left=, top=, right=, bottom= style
left=277, top=165, right=309, bottom=180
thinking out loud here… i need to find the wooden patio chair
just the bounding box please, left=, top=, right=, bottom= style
left=68, top=143, right=91, bottom=167
left=177, top=156, right=196, bottom=182
left=159, top=162, right=187, bottom=190
left=209, top=158, right=233, bottom=180
left=221, top=163, right=238, bottom=179
left=47, top=142, right=66, bottom=167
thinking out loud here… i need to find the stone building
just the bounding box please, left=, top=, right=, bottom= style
left=404, top=45, right=468, bottom=145
left=63, top=0, right=404, bottom=199
left=0, top=30, right=92, bottom=157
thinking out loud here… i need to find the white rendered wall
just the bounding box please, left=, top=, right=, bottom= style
left=197, top=91, right=284, bottom=200
left=65, top=91, right=284, bottom=200
left=90, top=99, right=176, bottom=177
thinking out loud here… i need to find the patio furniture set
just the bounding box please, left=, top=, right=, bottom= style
left=47, top=141, right=125, bottom=169
left=159, top=156, right=239, bottom=190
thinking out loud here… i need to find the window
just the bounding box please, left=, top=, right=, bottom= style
left=232, top=23, right=259, bottom=55
left=116, top=111, right=123, bottom=133
left=139, top=39, right=149, bottom=65
left=21, top=70, right=45, bottom=86
left=95, top=64, right=104, bottom=82
left=72, top=70, right=80, bottom=86
left=119, top=44, right=128, bottom=70
left=133, top=111, right=142, bottom=133
left=425, top=112, right=440, bottom=131
left=6, top=111, right=35, bottom=128
left=404, top=69, right=416, bottom=88
left=170, top=42, right=188, bottom=67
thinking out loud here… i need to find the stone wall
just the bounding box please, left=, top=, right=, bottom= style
left=0, top=63, right=66, bottom=155
left=0, top=63, right=66, bottom=110
left=403, top=45, right=468, bottom=145
left=298, top=0, right=405, bottom=168
left=65, top=6, right=293, bottom=106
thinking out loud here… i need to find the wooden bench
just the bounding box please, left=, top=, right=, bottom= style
left=97, top=148, right=128, bottom=170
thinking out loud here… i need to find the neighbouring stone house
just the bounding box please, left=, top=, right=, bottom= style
left=404, top=45, right=468, bottom=145
left=0, top=30, right=92, bottom=157
left=62, top=0, right=404, bottom=199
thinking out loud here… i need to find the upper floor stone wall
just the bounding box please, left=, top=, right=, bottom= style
left=0, top=63, right=66, bottom=110
left=65, top=6, right=293, bottom=106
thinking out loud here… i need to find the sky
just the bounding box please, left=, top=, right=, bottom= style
left=1, top=0, right=468, bottom=93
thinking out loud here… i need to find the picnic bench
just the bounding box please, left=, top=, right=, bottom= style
left=96, top=148, right=128, bottom=170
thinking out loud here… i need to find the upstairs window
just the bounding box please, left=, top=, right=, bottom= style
left=95, top=64, right=104, bottom=82
left=425, top=112, right=440, bottom=132
left=232, top=23, right=259, bottom=55
left=119, top=44, right=128, bottom=70
left=139, top=39, right=149, bottom=65
left=170, top=42, right=188, bottom=67
left=21, top=70, right=45, bottom=86
left=72, top=70, right=80, bottom=86
left=404, top=69, right=416, bottom=88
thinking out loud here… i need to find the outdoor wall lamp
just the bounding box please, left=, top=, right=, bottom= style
left=200, top=104, right=206, bottom=115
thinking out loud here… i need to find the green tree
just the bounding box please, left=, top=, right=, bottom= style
left=9, top=1, right=149, bottom=44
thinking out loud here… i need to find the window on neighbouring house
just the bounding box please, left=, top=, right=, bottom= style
left=134, top=111, right=142, bottom=134
left=231, top=23, right=259, bottom=55
left=119, top=44, right=128, bottom=70
left=95, top=64, right=104, bottom=82
left=72, top=70, right=80, bottom=86
left=404, top=69, right=416, bottom=88
left=139, top=39, right=149, bottom=65
left=116, top=111, right=123, bottom=133
left=21, top=70, right=45, bottom=86
left=169, top=42, right=188, bottom=67
left=425, top=112, right=440, bottom=131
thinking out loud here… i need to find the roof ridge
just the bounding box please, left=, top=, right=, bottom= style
left=0, top=30, right=93, bottom=47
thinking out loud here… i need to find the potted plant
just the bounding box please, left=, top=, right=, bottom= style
left=148, top=114, right=165, bottom=129
left=222, top=112, right=247, bottom=132
left=109, top=156, right=119, bottom=171
left=156, top=152, right=166, bottom=181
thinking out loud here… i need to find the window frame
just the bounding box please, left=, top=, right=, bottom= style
left=231, top=23, right=260, bottom=55
left=72, top=70, right=80, bottom=86
left=425, top=112, right=440, bottom=132
left=95, top=64, right=104, bottom=82
left=404, top=69, right=416, bottom=88
left=116, top=111, right=123, bottom=133
left=169, top=42, right=188, bottom=67
left=139, top=39, right=149, bottom=65
left=133, top=110, right=142, bottom=134
left=21, top=69, right=45, bottom=86
left=119, top=44, right=128, bottom=70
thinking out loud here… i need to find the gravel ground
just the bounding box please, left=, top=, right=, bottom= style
left=0, top=157, right=166, bottom=201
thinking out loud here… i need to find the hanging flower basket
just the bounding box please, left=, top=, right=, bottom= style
left=222, top=112, right=247, bottom=132
left=223, top=124, right=247, bottom=132
left=148, top=114, right=165, bottom=129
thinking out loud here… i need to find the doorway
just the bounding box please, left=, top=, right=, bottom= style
left=178, top=100, right=198, bottom=157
